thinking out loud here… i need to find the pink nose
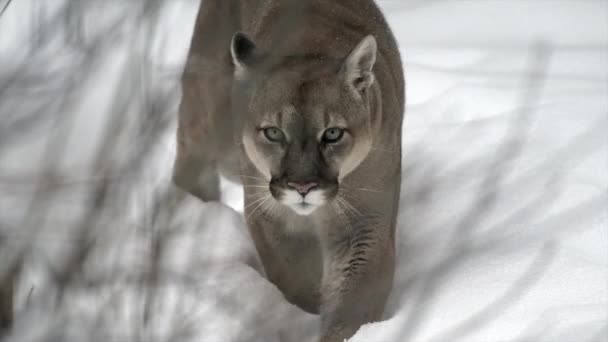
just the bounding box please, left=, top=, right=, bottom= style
left=287, top=182, right=318, bottom=196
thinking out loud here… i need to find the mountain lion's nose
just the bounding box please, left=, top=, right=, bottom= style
left=287, top=182, right=318, bottom=196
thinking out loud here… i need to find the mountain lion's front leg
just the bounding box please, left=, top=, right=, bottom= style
left=172, top=75, right=227, bottom=202
left=319, top=225, right=395, bottom=342
left=0, top=284, right=11, bottom=333
left=172, top=140, right=220, bottom=202
left=0, top=274, right=14, bottom=334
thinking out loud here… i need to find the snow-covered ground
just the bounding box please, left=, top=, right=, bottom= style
left=0, top=0, right=606, bottom=341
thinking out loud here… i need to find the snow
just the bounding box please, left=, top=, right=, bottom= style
left=0, top=0, right=606, bottom=341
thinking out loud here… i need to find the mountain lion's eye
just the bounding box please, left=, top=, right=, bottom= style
left=322, top=128, right=344, bottom=143
left=263, top=127, right=285, bottom=142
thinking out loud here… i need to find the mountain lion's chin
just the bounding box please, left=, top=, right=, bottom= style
left=287, top=202, right=320, bottom=216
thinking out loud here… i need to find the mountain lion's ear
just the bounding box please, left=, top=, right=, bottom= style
left=341, top=35, right=377, bottom=92
left=230, top=32, right=256, bottom=76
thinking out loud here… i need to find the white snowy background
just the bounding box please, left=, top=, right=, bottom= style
left=0, top=0, right=606, bottom=341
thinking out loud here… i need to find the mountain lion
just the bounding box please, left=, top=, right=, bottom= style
left=173, top=0, right=404, bottom=340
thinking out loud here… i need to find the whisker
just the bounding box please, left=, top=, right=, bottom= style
left=245, top=195, right=271, bottom=209
left=341, top=197, right=361, bottom=215
left=239, top=175, right=268, bottom=181
left=338, top=197, right=362, bottom=218
left=265, top=201, right=280, bottom=220
left=332, top=202, right=344, bottom=224
left=337, top=199, right=356, bottom=226
left=341, top=186, right=385, bottom=194
left=247, top=196, right=272, bottom=220
left=264, top=201, right=275, bottom=219
left=333, top=201, right=352, bottom=233
left=244, top=192, right=264, bottom=198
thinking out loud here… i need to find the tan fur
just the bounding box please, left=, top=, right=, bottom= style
left=173, top=1, right=404, bottom=340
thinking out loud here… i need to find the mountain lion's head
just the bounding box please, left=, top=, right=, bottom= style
left=231, top=33, right=377, bottom=216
